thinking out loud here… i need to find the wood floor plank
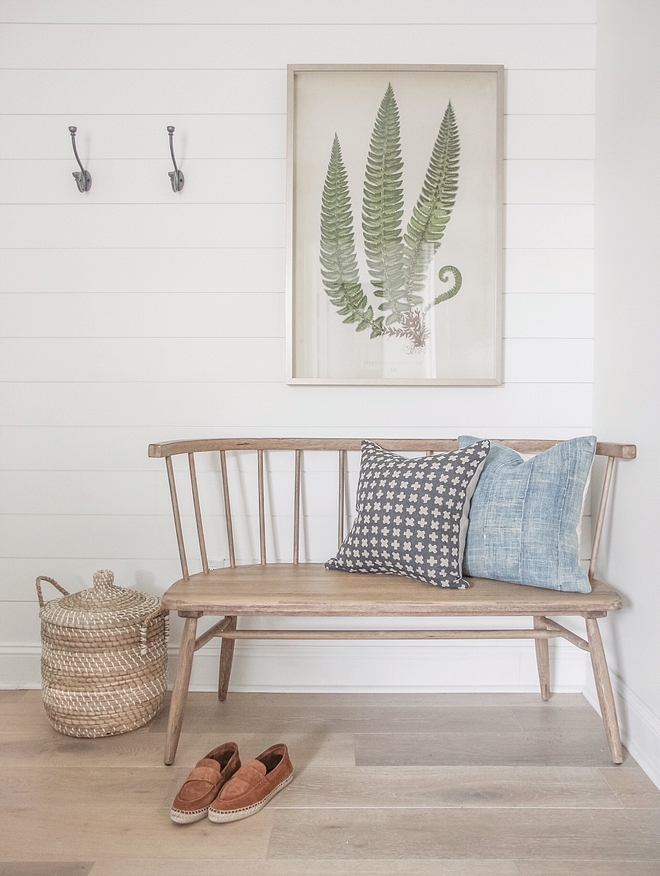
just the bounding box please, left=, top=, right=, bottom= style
left=0, top=692, right=60, bottom=734
left=0, top=731, right=354, bottom=769
left=615, top=791, right=660, bottom=808
left=515, top=864, right=660, bottom=876
left=510, top=705, right=604, bottom=732
left=355, top=731, right=637, bottom=767
left=268, top=765, right=621, bottom=809
left=599, top=766, right=659, bottom=791
left=156, top=691, right=589, bottom=710
left=88, top=860, right=518, bottom=876
left=0, top=866, right=93, bottom=876
left=0, top=807, right=274, bottom=861
left=266, top=808, right=660, bottom=860
left=0, top=766, right=188, bottom=810
left=148, top=700, right=522, bottom=735
left=598, top=765, right=660, bottom=806
left=0, top=690, right=28, bottom=704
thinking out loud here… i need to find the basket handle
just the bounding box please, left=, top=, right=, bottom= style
left=35, top=576, right=70, bottom=610
left=140, top=607, right=170, bottom=656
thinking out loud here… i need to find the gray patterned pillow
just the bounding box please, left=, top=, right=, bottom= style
left=326, top=440, right=490, bottom=588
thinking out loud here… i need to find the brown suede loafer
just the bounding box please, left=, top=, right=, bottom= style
left=208, top=743, right=293, bottom=823
left=170, top=742, right=241, bottom=824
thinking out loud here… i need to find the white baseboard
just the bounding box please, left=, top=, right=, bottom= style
left=583, top=670, right=660, bottom=790
left=181, top=639, right=589, bottom=693
left=0, top=644, right=42, bottom=689
left=1, top=640, right=587, bottom=693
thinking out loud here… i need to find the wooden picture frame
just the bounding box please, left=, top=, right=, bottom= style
left=286, top=64, right=504, bottom=385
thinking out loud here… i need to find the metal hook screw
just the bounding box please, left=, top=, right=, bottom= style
left=167, top=126, right=184, bottom=192
left=68, top=126, right=92, bottom=192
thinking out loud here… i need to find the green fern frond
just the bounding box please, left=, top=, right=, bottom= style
left=320, top=134, right=382, bottom=334
left=361, top=83, right=406, bottom=315
left=426, top=265, right=462, bottom=310
left=402, top=100, right=460, bottom=302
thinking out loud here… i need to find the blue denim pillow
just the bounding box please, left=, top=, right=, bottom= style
left=457, top=436, right=597, bottom=593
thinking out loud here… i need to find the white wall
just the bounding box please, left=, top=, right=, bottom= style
left=0, top=1, right=597, bottom=692
left=592, top=0, right=660, bottom=785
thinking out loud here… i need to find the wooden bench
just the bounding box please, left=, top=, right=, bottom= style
left=148, top=438, right=636, bottom=766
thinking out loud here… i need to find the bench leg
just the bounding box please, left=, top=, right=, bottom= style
left=586, top=616, right=624, bottom=764
left=218, top=616, right=237, bottom=701
left=164, top=615, right=198, bottom=766
left=533, top=616, right=551, bottom=701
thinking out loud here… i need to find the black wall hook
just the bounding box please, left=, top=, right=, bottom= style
left=167, top=126, right=184, bottom=192
left=68, top=126, right=92, bottom=192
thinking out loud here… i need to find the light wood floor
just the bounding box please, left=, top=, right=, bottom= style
left=1, top=689, right=659, bottom=875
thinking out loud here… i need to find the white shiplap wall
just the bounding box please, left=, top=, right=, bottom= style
left=0, top=0, right=596, bottom=690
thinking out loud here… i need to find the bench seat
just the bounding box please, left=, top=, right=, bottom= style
left=162, top=565, right=622, bottom=618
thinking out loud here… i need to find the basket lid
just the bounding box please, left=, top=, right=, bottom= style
left=39, top=570, right=162, bottom=630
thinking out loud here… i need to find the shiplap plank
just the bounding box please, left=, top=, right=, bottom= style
left=2, top=204, right=591, bottom=250
left=0, top=557, right=183, bottom=602
left=0, top=337, right=591, bottom=383
left=0, top=292, right=284, bottom=337
left=1, top=514, right=198, bottom=561
left=505, top=161, right=593, bottom=204
left=0, top=382, right=593, bottom=428
left=0, top=1, right=597, bottom=25
left=0, top=245, right=591, bottom=299
left=0, top=204, right=286, bottom=249
left=0, top=248, right=286, bottom=294
left=0, top=468, right=332, bottom=518
left=0, top=470, right=165, bottom=515
left=505, top=116, right=594, bottom=160
left=0, top=465, right=592, bottom=555
left=506, top=71, right=594, bottom=115
left=0, top=602, right=42, bottom=643
left=0, top=115, right=287, bottom=161
left=1, top=114, right=592, bottom=163
left=0, top=159, right=286, bottom=205
left=0, top=425, right=601, bottom=474
left=0, top=292, right=589, bottom=340
left=504, top=340, right=592, bottom=383
left=504, top=250, right=593, bottom=294
left=0, top=557, right=586, bottom=607
left=0, top=23, right=595, bottom=69
left=0, top=158, right=593, bottom=206
left=506, top=206, right=594, bottom=249
left=0, top=70, right=286, bottom=115
left=504, top=295, right=593, bottom=337
left=1, top=512, right=351, bottom=563
left=0, top=70, right=594, bottom=116
left=0, top=337, right=286, bottom=382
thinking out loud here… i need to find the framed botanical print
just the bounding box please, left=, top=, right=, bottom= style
left=286, top=64, right=503, bottom=385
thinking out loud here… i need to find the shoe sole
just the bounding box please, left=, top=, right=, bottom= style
left=208, top=772, right=294, bottom=823
left=170, top=805, right=210, bottom=824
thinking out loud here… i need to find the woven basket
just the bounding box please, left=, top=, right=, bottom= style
left=37, top=570, right=169, bottom=737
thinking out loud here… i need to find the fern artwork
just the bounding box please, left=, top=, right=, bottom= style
left=320, top=83, right=462, bottom=354
left=288, top=65, right=503, bottom=384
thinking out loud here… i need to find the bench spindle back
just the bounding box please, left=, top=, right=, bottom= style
left=149, top=438, right=636, bottom=584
